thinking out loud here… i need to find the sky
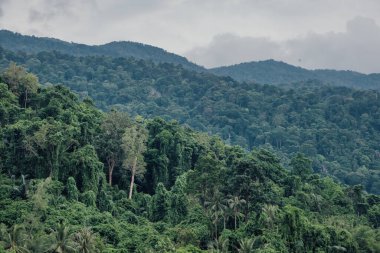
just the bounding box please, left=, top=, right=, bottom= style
left=0, top=0, right=379, bottom=73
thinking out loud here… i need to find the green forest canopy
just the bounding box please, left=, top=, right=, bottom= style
left=0, top=48, right=379, bottom=194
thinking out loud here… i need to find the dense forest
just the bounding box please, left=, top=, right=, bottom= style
left=0, top=48, right=379, bottom=194
left=0, top=65, right=379, bottom=252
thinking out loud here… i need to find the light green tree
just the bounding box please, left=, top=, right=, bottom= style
left=121, top=121, right=148, bottom=199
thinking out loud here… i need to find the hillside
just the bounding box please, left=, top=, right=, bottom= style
left=0, top=49, right=379, bottom=195
left=210, top=60, right=380, bottom=90
left=0, top=68, right=379, bottom=252
left=0, top=30, right=204, bottom=71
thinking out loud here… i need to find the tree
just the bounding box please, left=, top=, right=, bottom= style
left=208, top=237, right=229, bottom=253
left=237, top=238, right=255, bottom=253
left=290, top=153, right=312, bottom=179
left=2, top=63, right=39, bottom=108
left=25, top=120, right=78, bottom=179
left=151, top=183, right=169, bottom=222
left=97, top=110, right=131, bottom=186
left=70, top=145, right=103, bottom=193
left=0, top=224, right=29, bottom=253
left=368, top=204, right=380, bottom=228
left=205, top=191, right=228, bottom=239
left=261, top=204, right=279, bottom=230
left=121, top=121, right=148, bottom=199
left=66, top=177, right=79, bottom=201
left=50, top=221, right=76, bottom=253
left=227, top=196, right=246, bottom=229
left=73, top=227, right=99, bottom=253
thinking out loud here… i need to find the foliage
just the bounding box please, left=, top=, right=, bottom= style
left=0, top=65, right=379, bottom=252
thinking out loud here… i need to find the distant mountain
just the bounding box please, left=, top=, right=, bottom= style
left=210, top=60, right=380, bottom=90
left=0, top=29, right=204, bottom=71
left=2, top=30, right=380, bottom=90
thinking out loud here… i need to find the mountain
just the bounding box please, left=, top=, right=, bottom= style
left=0, top=29, right=204, bottom=71
left=210, top=60, right=380, bottom=90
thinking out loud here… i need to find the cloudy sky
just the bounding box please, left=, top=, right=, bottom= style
left=1, top=0, right=379, bottom=73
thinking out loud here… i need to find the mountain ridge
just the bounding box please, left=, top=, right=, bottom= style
left=0, top=29, right=204, bottom=71
left=2, top=29, right=380, bottom=90
left=210, top=59, right=380, bottom=89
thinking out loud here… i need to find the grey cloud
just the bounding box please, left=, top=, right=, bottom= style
left=28, top=0, right=97, bottom=23
left=0, top=0, right=9, bottom=17
left=185, top=17, right=380, bottom=73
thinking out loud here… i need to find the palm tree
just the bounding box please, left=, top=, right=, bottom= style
left=237, top=238, right=255, bottom=253
left=73, top=227, right=99, bottom=253
left=261, top=204, right=279, bottom=230
left=26, top=235, right=51, bottom=253
left=227, top=195, right=246, bottom=229
left=0, top=224, right=30, bottom=253
left=50, top=221, right=76, bottom=253
left=208, top=237, right=229, bottom=253
left=206, top=191, right=228, bottom=238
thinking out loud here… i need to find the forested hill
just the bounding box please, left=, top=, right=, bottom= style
left=3, top=30, right=380, bottom=91
left=0, top=67, right=379, bottom=252
left=0, top=30, right=204, bottom=71
left=0, top=48, right=379, bottom=194
left=210, top=60, right=380, bottom=90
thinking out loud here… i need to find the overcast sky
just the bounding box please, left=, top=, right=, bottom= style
left=0, top=0, right=379, bottom=73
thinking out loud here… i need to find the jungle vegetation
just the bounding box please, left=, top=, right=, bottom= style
left=0, top=65, right=379, bottom=252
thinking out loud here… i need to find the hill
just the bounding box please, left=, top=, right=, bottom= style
left=210, top=60, right=380, bottom=90
left=0, top=30, right=204, bottom=71
left=0, top=48, right=379, bottom=194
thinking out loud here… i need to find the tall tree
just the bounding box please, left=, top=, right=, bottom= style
left=121, top=120, right=148, bottom=199
left=228, top=196, right=246, bottom=229
left=97, top=110, right=131, bottom=186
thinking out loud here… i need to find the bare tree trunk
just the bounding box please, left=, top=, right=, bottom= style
left=128, top=157, right=137, bottom=199
left=107, top=158, right=115, bottom=186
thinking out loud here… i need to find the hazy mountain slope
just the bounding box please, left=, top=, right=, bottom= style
left=210, top=60, right=380, bottom=89
left=0, top=29, right=204, bottom=71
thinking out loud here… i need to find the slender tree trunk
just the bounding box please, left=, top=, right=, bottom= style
left=107, top=158, right=115, bottom=186
left=128, top=157, right=137, bottom=199
left=234, top=212, right=237, bottom=230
